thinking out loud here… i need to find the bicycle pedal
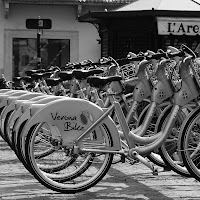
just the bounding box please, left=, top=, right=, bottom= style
left=152, top=168, right=159, bottom=176
left=121, top=155, right=126, bottom=163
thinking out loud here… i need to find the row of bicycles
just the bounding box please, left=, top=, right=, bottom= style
left=0, top=44, right=200, bottom=193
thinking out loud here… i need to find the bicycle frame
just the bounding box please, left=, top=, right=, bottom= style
left=2, top=45, right=198, bottom=176
left=92, top=59, right=157, bottom=124
left=72, top=56, right=200, bottom=172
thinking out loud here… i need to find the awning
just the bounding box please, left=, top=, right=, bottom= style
left=79, top=0, right=200, bottom=23
left=116, top=0, right=200, bottom=11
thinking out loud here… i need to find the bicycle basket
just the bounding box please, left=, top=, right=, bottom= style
left=191, top=57, right=200, bottom=89
left=118, top=62, right=137, bottom=80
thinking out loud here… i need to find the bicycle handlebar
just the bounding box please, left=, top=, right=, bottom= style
left=64, top=44, right=196, bottom=72
left=180, top=44, right=196, bottom=59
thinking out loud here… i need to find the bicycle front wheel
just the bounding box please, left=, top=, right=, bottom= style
left=157, top=105, right=191, bottom=177
left=180, top=109, right=200, bottom=181
left=136, top=101, right=169, bottom=168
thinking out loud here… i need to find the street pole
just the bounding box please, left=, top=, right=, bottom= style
left=37, top=29, right=41, bottom=69
left=26, top=17, right=52, bottom=69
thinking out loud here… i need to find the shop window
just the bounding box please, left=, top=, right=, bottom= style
left=113, top=31, right=151, bottom=59
left=12, top=38, right=70, bottom=77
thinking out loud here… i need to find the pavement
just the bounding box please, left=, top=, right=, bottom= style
left=0, top=137, right=200, bottom=200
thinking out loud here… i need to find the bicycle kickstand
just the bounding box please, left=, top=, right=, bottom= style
left=129, top=150, right=159, bottom=175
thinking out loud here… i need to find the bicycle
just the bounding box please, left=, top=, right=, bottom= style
left=15, top=44, right=197, bottom=193
left=0, top=47, right=181, bottom=172
left=175, top=57, right=200, bottom=181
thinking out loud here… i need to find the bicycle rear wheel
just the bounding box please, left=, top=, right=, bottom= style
left=25, top=122, right=114, bottom=193
left=27, top=123, right=76, bottom=174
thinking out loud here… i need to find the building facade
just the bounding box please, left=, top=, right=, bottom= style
left=79, top=0, right=200, bottom=59
left=1, top=0, right=134, bottom=80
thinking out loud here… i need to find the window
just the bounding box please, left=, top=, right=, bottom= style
left=12, top=38, right=70, bottom=77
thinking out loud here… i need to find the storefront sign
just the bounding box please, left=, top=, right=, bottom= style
left=157, top=17, right=200, bottom=35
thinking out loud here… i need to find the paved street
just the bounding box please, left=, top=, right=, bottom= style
left=0, top=137, right=200, bottom=200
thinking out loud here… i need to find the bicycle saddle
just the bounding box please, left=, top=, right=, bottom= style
left=46, top=78, right=62, bottom=86
left=42, top=71, right=52, bottom=78
left=31, top=73, right=44, bottom=80
left=58, top=71, right=73, bottom=81
left=21, top=76, right=32, bottom=83
left=87, top=75, right=122, bottom=88
left=87, top=69, right=104, bottom=76
left=13, top=77, right=22, bottom=82
left=25, top=69, right=45, bottom=76
left=72, top=69, right=93, bottom=80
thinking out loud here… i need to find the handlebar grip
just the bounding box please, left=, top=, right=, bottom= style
left=181, top=44, right=196, bottom=59
left=116, top=58, right=130, bottom=66
left=167, top=51, right=185, bottom=58
left=90, top=62, right=100, bottom=67
left=72, top=64, right=82, bottom=69
left=116, top=55, right=145, bottom=66
left=146, top=52, right=168, bottom=60
left=129, top=55, right=145, bottom=62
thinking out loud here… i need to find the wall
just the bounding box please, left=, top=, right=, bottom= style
left=0, top=2, right=101, bottom=80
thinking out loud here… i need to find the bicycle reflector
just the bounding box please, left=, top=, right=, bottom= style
left=26, top=19, right=52, bottom=29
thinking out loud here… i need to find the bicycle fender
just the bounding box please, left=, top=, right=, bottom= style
left=8, top=95, right=48, bottom=129
left=21, top=98, right=121, bottom=150
left=0, top=91, right=29, bottom=126
left=1, top=93, right=43, bottom=125
left=3, top=92, right=45, bottom=119
left=12, top=96, right=66, bottom=134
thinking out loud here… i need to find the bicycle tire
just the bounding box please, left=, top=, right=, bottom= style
left=111, top=96, right=150, bottom=164
left=25, top=122, right=114, bottom=193
left=26, top=123, right=79, bottom=174
left=136, top=101, right=169, bottom=168
left=156, top=104, right=191, bottom=177
left=180, top=107, right=200, bottom=181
